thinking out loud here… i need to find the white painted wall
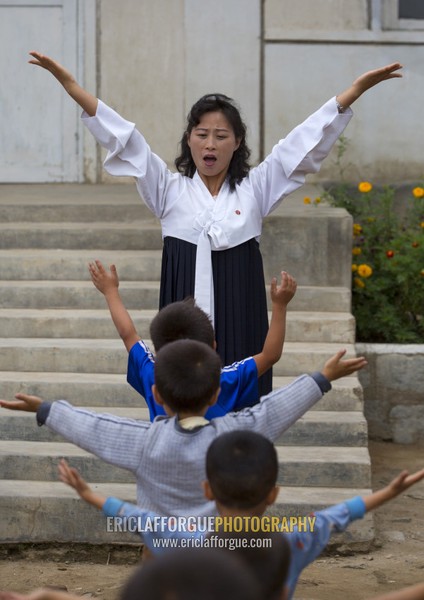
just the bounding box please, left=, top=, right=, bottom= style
left=2, top=0, right=424, bottom=183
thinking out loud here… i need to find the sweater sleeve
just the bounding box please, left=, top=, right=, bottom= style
left=286, top=497, right=366, bottom=599
left=218, top=373, right=325, bottom=440
left=45, top=401, right=149, bottom=473
left=81, top=100, right=173, bottom=218
left=248, top=97, right=353, bottom=217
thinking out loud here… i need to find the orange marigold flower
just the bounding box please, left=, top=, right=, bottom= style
left=412, top=186, right=424, bottom=198
left=358, top=181, right=372, bottom=193
left=354, top=277, right=365, bottom=288
left=412, top=241, right=419, bottom=248
left=352, top=247, right=362, bottom=256
left=357, top=264, right=373, bottom=278
left=303, top=197, right=311, bottom=204
left=386, top=250, right=395, bottom=258
left=352, top=264, right=358, bottom=272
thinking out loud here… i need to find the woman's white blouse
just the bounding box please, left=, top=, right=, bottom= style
left=82, top=99, right=352, bottom=321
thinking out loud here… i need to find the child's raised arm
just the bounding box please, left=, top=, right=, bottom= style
left=363, top=468, right=424, bottom=513
left=321, top=349, right=367, bottom=381
left=336, top=62, right=403, bottom=111
left=58, top=458, right=106, bottom=511
left=88, top=260, right=140, bottom=352
left=252, top=271, right=297, bottom=377
left=29, top=51, right=98, bottom=116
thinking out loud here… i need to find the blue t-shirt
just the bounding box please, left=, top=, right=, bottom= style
left=127, top=340, right=259, bottom=421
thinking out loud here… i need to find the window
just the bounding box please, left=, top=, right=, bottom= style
left=382, top=0, right=424, bottom=29
left=398, top=0, right=424, bottom=19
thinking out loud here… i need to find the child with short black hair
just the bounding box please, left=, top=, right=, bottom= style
left=56, top=430, right=424, bottom=600
left=0, top=340, right=366, bottom=517
left=88, top=259, right=297, bottom=419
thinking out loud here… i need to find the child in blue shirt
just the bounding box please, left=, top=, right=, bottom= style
left=57, top=430, right=424, bottom=600
left=88, top=259, right=297, bottom=420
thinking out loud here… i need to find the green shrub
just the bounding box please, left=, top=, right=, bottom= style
left=323, top=140, right=424, bottom=343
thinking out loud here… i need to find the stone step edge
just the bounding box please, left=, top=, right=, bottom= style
left=0, top=408, right=367, bottom=422
left=0, top=308, right=354, bottom=319
left=0, top=339, right=357, bottom=351
left=0, top=479, right=372, bottom=504
left=0, top=440, right=371, bottom=463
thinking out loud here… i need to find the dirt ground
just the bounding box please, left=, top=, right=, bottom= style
left=0, top=440, right=423, bottom=600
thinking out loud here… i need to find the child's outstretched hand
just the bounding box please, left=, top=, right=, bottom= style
left=321, top=349, right=367, bottom=382
left=58, top=459, right=91, bottom=499
left=88, top=260, right=119, bottom=295
left=0, top=393, right=42, bottom=413
left=270, top=271, right=297, bottom=308
left=58, top=459, right=105, bottom=510
left=386, top=468, right=424, bottom=499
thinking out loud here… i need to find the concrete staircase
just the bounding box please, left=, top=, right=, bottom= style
left=0, top=184, right=373, bottom=547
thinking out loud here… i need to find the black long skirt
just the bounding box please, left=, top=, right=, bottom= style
left=159, top=236, right=272, bottom=399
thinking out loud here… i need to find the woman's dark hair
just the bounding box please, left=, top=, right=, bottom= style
left=206, top=430, right=279, bottom=509
left=175, top=93, right=251, bottom=191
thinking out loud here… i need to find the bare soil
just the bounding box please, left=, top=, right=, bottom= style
left=0, top=440, right=423, bottom=599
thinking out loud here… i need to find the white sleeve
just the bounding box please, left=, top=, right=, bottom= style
left=248, top=97, right=353, bottom=217
left=46, top=401, right=149, bottom=474
left=82, top=100, right=174, bottom=218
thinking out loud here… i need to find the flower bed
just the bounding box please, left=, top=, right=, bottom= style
left=323, top=141, right=424, bottom=343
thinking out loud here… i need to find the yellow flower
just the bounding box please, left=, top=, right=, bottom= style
left=303, top=197, right=311, bottom=204
left=421, top=222, right=424, bottom=228
left=358, top=181, right=372, bottom=193
left=354, top=277, right=365, bottom=288
left=353, top=223, right=362, bottom=235
left=412, top=186, right=424, bottom=198
left=357, top=264, right=373, bottom=278
left=314, top=197, right=321, bottom=204
left=352, top=264, right=358, bottom=272
left=352, top=247, right=362, bottom=256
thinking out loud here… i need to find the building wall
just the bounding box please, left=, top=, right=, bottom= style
left=93, top=0, right=424, bottom=184
left=2, top=0, right=421, bottom=183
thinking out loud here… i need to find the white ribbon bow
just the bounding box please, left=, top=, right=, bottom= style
left=193, top=211, right=230, bottom=326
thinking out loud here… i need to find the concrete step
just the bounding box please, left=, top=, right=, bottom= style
left=0, top=280, right=161, bottom=310
left=273, top=376, right=363, bottom=412
left=0, top=372, right=362, bottom=412
left=0, top=308, right=355, bottom=343
left=0, top=183, right=153, bottom=222
left=276, top=410, right=368, bottom=447
left=0, top=408, right=367, bottom=447
left=0, top=221, right=163, bottom=250
left=0, top=249, right=162, bottom=281
left=0, top=280, right=351, bottom=313
left=0, top=339, right=357, bottom=375
left=0, top=371, right=143, bottom=407
left=0, top=479, right=373, bottom=547
left=0, top=442, right=370, bottom=488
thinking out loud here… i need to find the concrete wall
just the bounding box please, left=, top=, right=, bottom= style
left=93, top=0, right=424, bottom=184
left=357, top=344, right=424, bottom=444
